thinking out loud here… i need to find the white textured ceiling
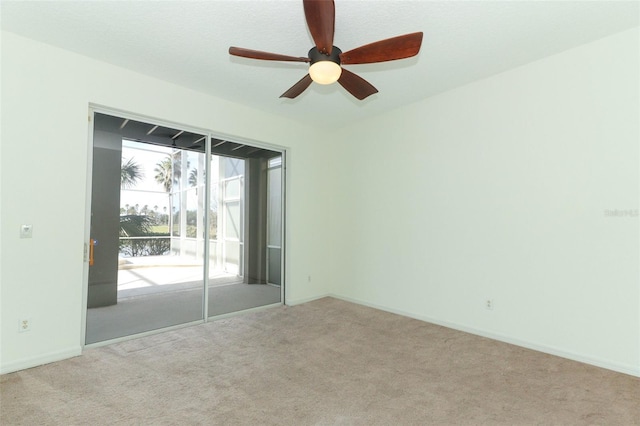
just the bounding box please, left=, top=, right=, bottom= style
left=2, top=1, right=638, bottom=127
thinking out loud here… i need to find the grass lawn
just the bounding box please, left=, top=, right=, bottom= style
left=150, top=225, right=169, bottom=234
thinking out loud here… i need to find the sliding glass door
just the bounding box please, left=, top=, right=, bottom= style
left=86, top=111, right=284, bottom=345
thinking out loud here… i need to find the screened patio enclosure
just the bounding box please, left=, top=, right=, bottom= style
left=118, top=142, right=245, bottom=278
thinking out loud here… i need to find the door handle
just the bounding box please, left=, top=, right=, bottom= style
left=89, top=238, right=96, bottom=266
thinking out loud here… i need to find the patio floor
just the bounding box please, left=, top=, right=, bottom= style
left=85, top=255, right=281, bottom=344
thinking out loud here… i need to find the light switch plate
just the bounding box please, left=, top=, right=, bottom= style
left=20, top=224, right=33, bottom=239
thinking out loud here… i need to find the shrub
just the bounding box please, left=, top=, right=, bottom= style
left=119, top=215, right=170, bottom=257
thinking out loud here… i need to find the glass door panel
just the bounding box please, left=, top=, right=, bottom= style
left=86, top=113, right=206, bottom=344
left=208, top=154, right=283, bottom=317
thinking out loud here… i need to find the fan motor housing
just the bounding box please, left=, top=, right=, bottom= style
left=308, top=46, right=342, bottom=65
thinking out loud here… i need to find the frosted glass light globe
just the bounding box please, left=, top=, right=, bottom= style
left=309, top=61, right=342, bottom=85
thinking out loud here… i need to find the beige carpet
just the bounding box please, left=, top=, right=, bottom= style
left=1, top=297, right=638, bottom=425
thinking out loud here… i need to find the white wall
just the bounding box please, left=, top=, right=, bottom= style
left=329, top=28, right=639, bottom=376
left=0, top=32, right=336, bottom=373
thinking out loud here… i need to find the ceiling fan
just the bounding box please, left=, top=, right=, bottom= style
left=229, top=0, right=423, bottom=100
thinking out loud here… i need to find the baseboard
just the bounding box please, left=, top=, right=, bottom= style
left=285, top=293, right=332, bottom=306
left=1, top=346, right=82, bottom=375
left=329, top=294, right=640, bottom=378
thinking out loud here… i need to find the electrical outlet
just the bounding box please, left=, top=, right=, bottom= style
left=485, top=299, right=494, bottom=310
left=19, top=318, right=32, bottom=333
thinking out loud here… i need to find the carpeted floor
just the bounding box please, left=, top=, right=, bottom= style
left=1, top=297, right=638, bottom=425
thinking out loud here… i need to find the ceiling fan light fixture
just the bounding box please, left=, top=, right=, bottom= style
left=309, top=60, right=342, bottom=84
left=307, top=46, right=342, bottom=85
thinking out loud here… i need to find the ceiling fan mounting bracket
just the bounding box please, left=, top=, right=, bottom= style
left=308, top=46, right=342, bottom=66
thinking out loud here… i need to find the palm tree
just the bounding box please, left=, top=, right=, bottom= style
left=154, top=157, right=173, bottom=192
left=173, top=151, right=184, bottom=182
left=155, top=153, right=182, bottom=236
left=189, top=168, right=198, bottom=187
left=154, top=151, right=188, bottom=192
left=119, top=215, right=152, bottom=237
left=121, top=157, right=143, bottom=189
left=154, top=151, right=190, bottom=236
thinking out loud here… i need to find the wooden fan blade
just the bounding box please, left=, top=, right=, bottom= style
left=229, top=47, right=310, bottom=62
left=280, top=74, right=313, bottom=99
left=337, top=68, right=378, bottom=100
left=303, top=0, right=335, bottom=55
left=340, top=32, right=423, bottom=65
